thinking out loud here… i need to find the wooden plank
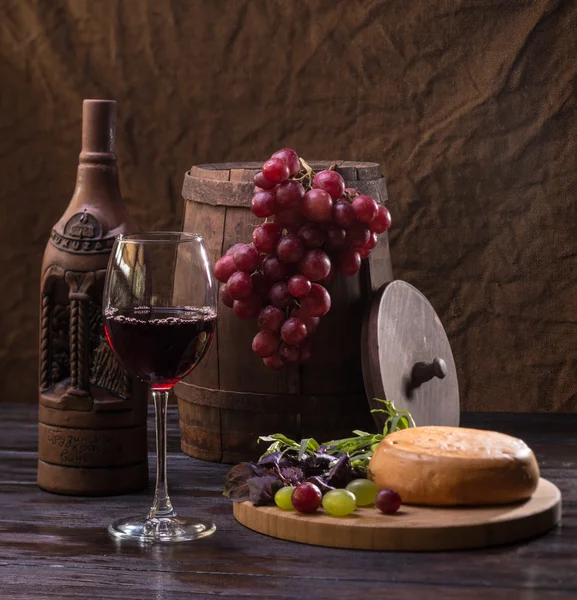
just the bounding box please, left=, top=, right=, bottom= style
left=300, top=267, right=364, bottom=395
left=189, top=165, right=231, bottom=180
left=335, top=161, right=359, bottom=180
left=352, top=178, right=389, bottom=203
left=177, top=199, right=225, bottom=461
left=229, top=168, right=259, bottom=182
left=182, top=175, right=255, bottom=207
left=1, top=405, right=577, bottom=599
left=366, top=231, right=394, bottom=294
left=178, top=399, right=222, bottom=461
left=175, top=381, right=369, bottom=414
left=178, top=201, right=224, bottom=390
left=356, top=163, right=383, bottom=181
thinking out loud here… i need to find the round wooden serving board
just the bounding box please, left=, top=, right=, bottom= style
left=233, top=478, right=561, bottom=551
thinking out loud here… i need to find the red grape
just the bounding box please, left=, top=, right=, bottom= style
left=344, top=187, right=359, bottom=197
left=262, top=157, right=289, bottom=184
left=299, top=338, right=314, bottom=363
left=333, top=200, right=356, bottom=228
left=290, top=308, right=319, bottom=334
left=277, top=234, right=305, bottom=264
left=369, top=205, right=392, bottom=234
left=263, top=353, right=285, bottom=370
left=252, top=331, right=280, bottom=358
left=302, top=189, right=333, bottom=222
left=233, top=244, right=259, bottom=272
left=251, top=271, right=271, bottom=299
left=276, top=180, right=305, bottom=210
left=297, top=223, right=325, bottom=249
left=220, top=283, right=233, bottom=308
left=257, top=305, right=285, bottom=333
left=227, top=271, right=253, bottom=300
left=358, top=232, right=378, bottom=259
left=345, top=224, right=370, bottom=248
left=269, top=281, right=293, bottom=308
left=375, top=489, right=402, bottom=514
left=226, top=243, right=246, bottom=256
left=251, top=191, right=277, bottom=218
left=352, top=194, right=378, bottom=223
left=338, top=248, right=361, bottom=276
left=262, top=256, right=287, bottom=282
left=365, top=232, right=378, bottom=251
left=253, top=222, right=281, bottom=253
left=214, top=255, right=237, bottom=283
left=288, top=274, right=311, bottom=298
left=279, top=342, right=301, bottom=365
left=300, top=283, right=331, bottom=317
left=291, top=482, right=322, bottom=513
left=325, top=224, right=346, bottom=248
left=254, top=171, right=277, bottom=190
left=233, top=294, right=261, bottom=319
left=298, top=249, right=331, bottom=282
left=271, top=148, right=300, bottom=175
left=312, top=170, right=345, bottom=200
left=280, top=318, right=307, bottom=345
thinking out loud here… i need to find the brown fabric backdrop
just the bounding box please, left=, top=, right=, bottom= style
left=0, top=0, right=575, bottom=410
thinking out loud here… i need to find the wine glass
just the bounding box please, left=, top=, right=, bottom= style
left=103, top=232, right=217, bottom=543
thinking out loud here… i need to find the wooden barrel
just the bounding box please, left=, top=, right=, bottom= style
left=176, top=161, right=393, bottom=464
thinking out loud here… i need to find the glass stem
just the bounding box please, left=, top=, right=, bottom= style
left=148, top=389, right=176, bottom=520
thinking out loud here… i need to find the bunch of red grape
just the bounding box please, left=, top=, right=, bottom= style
left=213, top=148, right=391, bottom=370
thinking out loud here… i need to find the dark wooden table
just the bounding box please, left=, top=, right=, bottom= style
left=1, top=404, right=577, bottom=599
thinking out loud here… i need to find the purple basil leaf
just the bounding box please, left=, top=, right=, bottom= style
left=278, top=454, right=299, bottom=468
left=257, top=451, right=282, bottom=470
left=305, top=476, right=335, bottom=495
left=301, top=452, right=335, bottom=477
left=247, top=475, right=283, bottom=506
left=223, top=462, right=264, bottom=502
left=280, top=466, right=305, bottom=485
left=326, top=454, right=354, bottom=488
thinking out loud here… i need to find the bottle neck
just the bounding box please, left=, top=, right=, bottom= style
left=70, top=152, right=122, bottom=209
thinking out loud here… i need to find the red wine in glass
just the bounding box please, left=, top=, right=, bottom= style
left=103, top=231, right=217, bottom=543
left=104, top=307, right=216, bottom=391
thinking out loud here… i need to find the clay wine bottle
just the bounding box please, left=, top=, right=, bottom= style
left=38, top=99, right=148, bottom=495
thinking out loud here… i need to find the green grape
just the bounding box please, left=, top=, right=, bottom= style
left=322, top=489, right=356, bottom=517
left=346, top=478, right=378, bottom=507
left=275, top=486, right=295, bottom=510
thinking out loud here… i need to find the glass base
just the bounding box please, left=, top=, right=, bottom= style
left=108, top=515, right=216, bottom=543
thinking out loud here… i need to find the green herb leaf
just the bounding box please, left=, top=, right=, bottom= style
left=298, top=438, right=313, bottom=460
left=371, top=398, right=416, bottom=436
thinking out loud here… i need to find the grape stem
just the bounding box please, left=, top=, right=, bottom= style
left=294, top=158, right=315, bottom=189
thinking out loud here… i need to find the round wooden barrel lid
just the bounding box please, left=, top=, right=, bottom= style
left=362, top=280, right=460, bottom=429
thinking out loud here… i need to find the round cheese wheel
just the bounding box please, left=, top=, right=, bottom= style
left=369, top=426, right=540, bottom=506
